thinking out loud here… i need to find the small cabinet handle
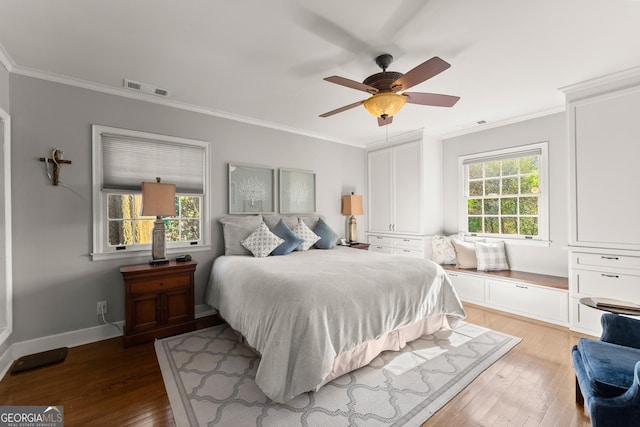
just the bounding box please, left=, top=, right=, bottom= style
left=449, top=273, right=458, bottom=277
left=516, top=285, right=528, bottom=289
left=601, top=256, right=620, bottom=260
left=376, top=236, right=383, bottom=240
left=601, top=273, right=620, bottom=278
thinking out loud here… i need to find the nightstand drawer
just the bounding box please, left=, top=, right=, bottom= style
left=130, top=274, right=190, bottom=294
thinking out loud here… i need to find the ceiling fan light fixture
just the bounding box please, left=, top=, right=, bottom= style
left=363, top=93, right=406, bottom=119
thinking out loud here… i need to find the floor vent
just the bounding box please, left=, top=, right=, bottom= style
left=123, top=79, right=171, bottom=97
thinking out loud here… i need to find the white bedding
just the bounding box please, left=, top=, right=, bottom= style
left=205, top=246, right=466, bottom=403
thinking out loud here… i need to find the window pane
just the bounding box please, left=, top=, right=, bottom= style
left=501, top=177, right=518, bottom=195
left=179, top=196, right=200, bottom=218
left=484, top=198, right=499, bottom=215
left=468, top=199, right=482, bottom=215
left=181, top=219, right=200, bottom=241
left=501, top=198, right=517, bottom=215
left=469, top=163, right=483, bottom=179
left=520, top=217, right=538, bottom=236
left=501, top=217, right=518, bottom=234
left=484, top=217, right=499, bottom=233
left=502, top=159, right=518, bottom=175
left=166, top=220, right=180, bottom=242
left=108, top=220, right=133, bottom=245
left=485, top=161, right=501, bottom=177
left=520, top=174, right=539, bottom=194
left=519, top=196, right=538, bottom=215
left=485, top=179, right=499, bottom=196
left=520, top=156, right=538, bottom=174
left=468, top=217, right=482, bottom=232
left=108, top=195, right=134, bottom=220
left=136, top=220, right=153, bottom=244
left=469, top=180, right=483, bottom=197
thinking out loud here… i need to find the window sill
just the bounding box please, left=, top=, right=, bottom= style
left=90, top=245, right=212, bottom=261
left=463, top=235, right=552, bottom=248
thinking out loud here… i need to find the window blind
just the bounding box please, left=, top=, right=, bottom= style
left=102, top=134, right=205, bottom=194
left=462, top=148, right=542, bottom=166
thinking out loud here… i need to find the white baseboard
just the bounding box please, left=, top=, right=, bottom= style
left=0, top=304, right=216, bottom=380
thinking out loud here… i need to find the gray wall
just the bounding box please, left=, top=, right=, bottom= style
left=442, top=113, right=568, bottom=277
left=9, top=74, right=366, bottom=343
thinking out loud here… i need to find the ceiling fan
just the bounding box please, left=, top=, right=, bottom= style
left=320, top=54, right=460, bottom=126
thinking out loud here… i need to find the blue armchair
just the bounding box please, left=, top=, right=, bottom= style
left=572, top=313, right=640, bottom=426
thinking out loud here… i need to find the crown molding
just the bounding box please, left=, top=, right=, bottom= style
left=0, top=42, right=15, bottom=73
left=559, top=65, right=640, bottom=99
left=10, top=65, right=364, bottom=148
left=440, top=106, right=566, bottom=140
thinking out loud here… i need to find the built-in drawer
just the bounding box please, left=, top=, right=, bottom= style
left=130, top=275, right=190, bottom=294
left=369, top=245, right=393, bottom=254
left=393, top=248, right=424, bottom=258
left=368, top=235, right=393, bottom=247
left=573, top=252, right=640, bottom=271
left=572, top=269, right=640, bottom=302
left=486, top=279, right=568, bottom=324
left=447, top=272, right=484, bottom=305
left=570, top=297, right=603, bottom=337
left=394, top=237, right=424, bottom=250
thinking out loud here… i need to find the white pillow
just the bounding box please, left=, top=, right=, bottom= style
left=431, top=234, right=460, bottom=264
left=293, top=219, right=320, bottom=251
left=451, top=240, right=478, bottom=269
left=241, top=222, right=284, bottom=258
left=475, top=241, right=510, bottom=271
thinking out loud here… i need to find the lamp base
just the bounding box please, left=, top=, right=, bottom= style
left=348, top=215, right=358, bottom=243
left=148, top=258, right=170, bottom=266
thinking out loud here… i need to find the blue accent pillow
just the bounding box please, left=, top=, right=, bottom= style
left=270, top=219, right=304, bottom=255
left=314, top=218, right=339, bottom=249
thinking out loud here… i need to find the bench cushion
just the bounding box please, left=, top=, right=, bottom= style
left=576, top=338, right=640, bottom=398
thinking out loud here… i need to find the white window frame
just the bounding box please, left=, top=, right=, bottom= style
left=91, top=125, right=211, bottom=261
left=458, top=142, right=549, bottom=246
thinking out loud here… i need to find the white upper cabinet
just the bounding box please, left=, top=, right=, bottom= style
left=565, top=71, right=640, bottom=250
left=368, top=140, right=424, bottom=235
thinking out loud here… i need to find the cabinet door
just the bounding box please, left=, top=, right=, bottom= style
left=572, top=89, right=640, bottom=249
left=392, top=141, right=423, bottom=234
left=129, top=293, right=161, bottom=333
left=368, top=149, right=393, bottom=233
left=164, top=288, right=192, bottom=325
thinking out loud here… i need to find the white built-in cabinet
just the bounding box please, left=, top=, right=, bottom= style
left=563, top=66, right=640, bottom=336
left=366, top=136, right=441, bottom=259
left=368, top=141, right=423, bottom=235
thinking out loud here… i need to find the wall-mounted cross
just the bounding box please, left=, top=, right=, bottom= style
left=39, top=149, right=72, bottom=186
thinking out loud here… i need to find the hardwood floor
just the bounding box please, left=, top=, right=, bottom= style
left=0, top=305, right=593, bottom=426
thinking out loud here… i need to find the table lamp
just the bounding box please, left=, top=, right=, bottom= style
left=141, top=177, right=176, bottom=265
left=341, top=193, right=364, bottom=243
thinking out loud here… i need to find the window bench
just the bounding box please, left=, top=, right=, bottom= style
left=443, top=265, right=569, bottom=326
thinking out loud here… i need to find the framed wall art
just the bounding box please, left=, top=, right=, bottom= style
left=228, top=163, right=276, bottom=214
left=279, top=168, right=316, bottom=214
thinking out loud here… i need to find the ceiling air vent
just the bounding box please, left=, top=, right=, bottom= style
left=123, top=79, right=171, bottom=98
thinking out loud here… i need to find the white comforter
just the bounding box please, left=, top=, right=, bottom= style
left=206, top=246, right=465, bottom=403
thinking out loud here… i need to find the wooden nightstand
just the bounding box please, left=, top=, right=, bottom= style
left=120, top=260, right=197, bottom=347
left=347, top=243, right=370, bottom=250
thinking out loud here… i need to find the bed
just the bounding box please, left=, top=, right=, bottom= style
left=206, top=244, right=466, bottom=403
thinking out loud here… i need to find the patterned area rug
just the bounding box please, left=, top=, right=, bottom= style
left=155, top=322, right=520, bottom=427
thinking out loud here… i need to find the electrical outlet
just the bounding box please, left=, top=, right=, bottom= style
left=97, top=301, right=107, bottom=315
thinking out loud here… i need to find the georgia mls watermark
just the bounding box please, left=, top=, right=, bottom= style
left=0, top=406, right=63, bottom=427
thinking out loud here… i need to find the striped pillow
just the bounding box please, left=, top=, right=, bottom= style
left=475, top=241, right=509, bottom=271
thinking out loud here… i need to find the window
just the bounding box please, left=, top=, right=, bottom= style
left=92, top=125, right=210, bottom=260
left=458, top=142, right=548, bottom=242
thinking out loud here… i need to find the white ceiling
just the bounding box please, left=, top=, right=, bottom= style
left=1, top=0, right=639, bottom=146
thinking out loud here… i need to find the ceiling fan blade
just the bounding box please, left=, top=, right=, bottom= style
left=378, top=116, right=393, bottom=127
left=324, top=76, right=378, bottom=94
left=392, top=57, right=451, bottom=91
left=319, top=100, right=365, bottom=118
left=403, top=92, right=460, bottom=107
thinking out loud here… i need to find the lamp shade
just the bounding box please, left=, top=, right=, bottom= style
left=341, top=194, right=364, bottom=216
left=141, top=179, right=176, bottom=217
left=363, top=93, right=407, bottom=118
